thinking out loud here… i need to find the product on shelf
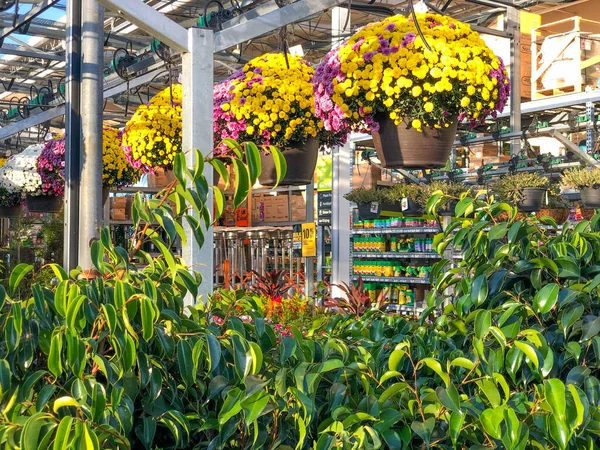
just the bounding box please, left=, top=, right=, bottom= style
left=353, top=236, right=435, bottom=254
left=353, top=218, right=438, bottom=229
left=363, top=283, right=420, bottom=307
left=353, top=261, right=431, bottom=278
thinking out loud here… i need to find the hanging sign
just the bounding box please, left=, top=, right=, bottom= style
left=292, top=224, right=302, bottom=258
left=301, top=222, right=317, bottom=257
left=317, top=190, right=332, bottom=226
left=316, top=152, right=333, bottom=192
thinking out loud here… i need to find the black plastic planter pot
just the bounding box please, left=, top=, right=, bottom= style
left=402, top=198, right=423, bottom=217
left=516, top=188, right=545, bottom=213
left=371, top=114, right=459, bottom=169
left=258, top=139, right=319, bottom=187
left=0, top=206, right=22, bottom=218
left=26, top=195, right=63, bottom=213
left=357, top=203, right=381, bottom=220
left=439, top=200, right=458, bottom=217
left=581, top=187, right=600, bottom=208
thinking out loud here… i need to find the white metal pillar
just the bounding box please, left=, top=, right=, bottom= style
left=331, top=6, right=350, bottom=47
left=182, top=27, right=214, bottom=304
left=507, top=6, right=521, bottom=157
left=331, top=141, right=351, bottom=297
left=78, top=0, right=104, bottom=272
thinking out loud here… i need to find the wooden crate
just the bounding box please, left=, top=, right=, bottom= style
left=532, top=17, right=600, bottom=98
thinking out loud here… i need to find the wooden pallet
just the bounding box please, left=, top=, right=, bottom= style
left=533, top=84, right=578, bottom=99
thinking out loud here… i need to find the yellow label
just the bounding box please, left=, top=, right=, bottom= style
left=301, top=222, right=316, bottom=257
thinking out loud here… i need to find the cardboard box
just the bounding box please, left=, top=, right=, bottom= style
left=148, top=168, right=177, bottom=188
left=110, top=208, right=126, bottom=221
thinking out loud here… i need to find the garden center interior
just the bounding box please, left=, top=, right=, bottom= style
left=0, top=0, right=598, bottom=306
left=6, top=0, right=600, bottom=447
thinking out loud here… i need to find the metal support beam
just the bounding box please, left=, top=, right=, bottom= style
left=0, top=0, right=61, bottom=41
left=587, top=99, right=595, bottom=154
left=331, top=141, right=351, bottom=298
left=0, top=47, right=64, bottom=61
left=550, top=129, right=600, bottom=168
left=78, top=0, right=104, bottom=272
left=507, top=6, right=521, bottom=157
left=96, top=0, right=188, bottom=52
left=214, top=0, right=345, bottom=52
left=182, top=27, right=214, bottom=304
left=0, top=66, right=168, bottom=141
left=64, top=0, right=82, bottom=270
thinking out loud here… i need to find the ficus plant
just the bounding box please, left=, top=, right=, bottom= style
left=3, top=140, right=600, bottom=450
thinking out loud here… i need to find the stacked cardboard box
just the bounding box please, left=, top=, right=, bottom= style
left=147, top=168, right=177, bottom=188
left=252, top=193, right=289, bottom=223
left=110, top=196, right=129, bottom=221
left=290, top=193, right=307, bottom=222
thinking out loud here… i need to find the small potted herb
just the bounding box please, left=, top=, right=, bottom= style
left=344, top=187, right=387, bottom=219
left=560, top=167, right=600, bottom=209
left=383, top=183, right=422, bottom=217
left=491, top=172, right=548, bottom=212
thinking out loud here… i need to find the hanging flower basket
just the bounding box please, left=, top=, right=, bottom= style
left=372, top=115, right=459, bottom=168
left=580, top=187, right=600, bottom=209
left=516, top=188, right=546, bottom=213
left=0, top=205, right=22, bottom=217
left=122, top=85, right=182, bottom=173
left=26, top=195, right=63, bottom=213
left=258, top=139, right=318, bottom=187
left=313, top=13, right=509, bottom=168
left=214, top=53, right=342, bottom=186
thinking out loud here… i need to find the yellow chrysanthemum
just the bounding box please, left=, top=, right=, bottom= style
left=123, top=85, right=182, bottom=171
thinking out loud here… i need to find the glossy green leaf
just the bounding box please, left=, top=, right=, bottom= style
left=48, top=332, right=63, bottom=379
left=53, top=416, right=73, bottom=450
left=177, top=340, right=195, bottom=388
left=140, top=296, right=156, bottom=341
left=514, top=341, right=539, bottom=368
left=267, top=145, right=287, bottom=187
left=532, top=283, right=559, bottom=314
left=8, top=263, right=33, bottom=297
left=475, top=310, right=492, bottom=339
left=471, top=275, right=488, bottom=306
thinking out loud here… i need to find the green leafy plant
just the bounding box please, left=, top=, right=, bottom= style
left=561, top=167, right=600, bottom=189
left=343, top=187, right=387, bottom=205
left=383, top=182, right=421, bottom=204
left=491, top=171, right=548, bottom=204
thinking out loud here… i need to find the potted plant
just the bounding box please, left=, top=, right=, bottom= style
left=536, top=185, right=571, bottom=224
left=122, top=85, right=182, bottom=173
left=34, top=136, right=66, bottom=212
left=0, top=186, right=22, bottom=217
left=214, top=53, right=342, bottom=187
left=560, top=167, right=600, bottom=209
left=344, top=187, right=387, bottom=219
left=383, top=183, right=422, bottom=216
left=313, top=13, right=509, bottom=168
left=102, top=127, right=141, bottom=203
left=0, top=143, right=47, bottom=212
left=491, top=172, right=549, bottom=213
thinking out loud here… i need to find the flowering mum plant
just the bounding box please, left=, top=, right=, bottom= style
left=103, top=127, right=141, bottom=189
left=38, top=137, right=66, bottom=196
left=214, top=53, right=341, bottom=155
left=0, top=186, right=21, bottom=207
left=122, top=85, right=182, bottom=172
left=313, top=13, right=509, bottom=137
left=0, top=143, right=44, bottom=195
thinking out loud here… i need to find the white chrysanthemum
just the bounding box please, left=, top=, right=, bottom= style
left=0, top=144, right=43, bottom=195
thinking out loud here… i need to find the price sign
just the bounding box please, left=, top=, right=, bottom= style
left=301, top=222, right=317, bottom=257
left=370, top=201, right=380, bottom=214
left=401, top=198, right=409, bottom=211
